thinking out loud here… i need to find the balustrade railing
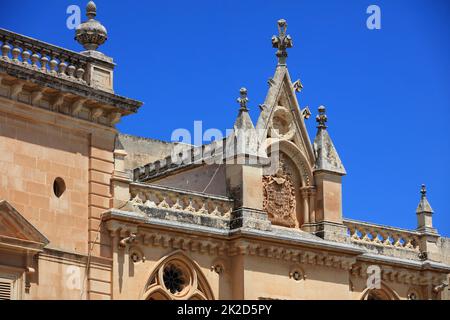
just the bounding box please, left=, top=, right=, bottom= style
left=129, top=183, right=233, bottom=218
left=0, top=28, right=94, bottom=85
left=344, top=219, right=420, bottom=251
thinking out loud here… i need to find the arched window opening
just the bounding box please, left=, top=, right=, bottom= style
left=142, top=251, right=214, bottom=300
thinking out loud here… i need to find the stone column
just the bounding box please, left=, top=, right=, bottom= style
left=300, top=187, right=310, bottom=226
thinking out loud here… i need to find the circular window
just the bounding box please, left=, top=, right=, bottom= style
left=163, top=264, right=186, bottom=294
left=53, top=177, right=66, bottom=198
left=292, top=271, right=302, bottom=281
left=407, top=292, right=418, bottom=300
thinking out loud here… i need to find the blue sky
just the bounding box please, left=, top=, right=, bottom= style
left=1, top=0, right=449, bottom=235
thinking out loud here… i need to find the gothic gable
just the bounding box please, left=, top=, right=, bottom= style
left=256, top=66, right=315, bottom=168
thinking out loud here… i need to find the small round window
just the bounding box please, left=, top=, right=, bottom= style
left=53, top=177, right=66, bottom=198
left=163, top=264, right=186, bottom=294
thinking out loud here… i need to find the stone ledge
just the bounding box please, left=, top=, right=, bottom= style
left=0, top=62, right=142, bottom=114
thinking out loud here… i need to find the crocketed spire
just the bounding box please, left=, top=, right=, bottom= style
left=234, top=88, right=254, bottom=130
left=313, top=106, right=346, bottom=175
left=416, top=184, right=437, bottom=234
left=224, top=88, right=259, bottom=159
left=416, top=184, right=434, bottom=214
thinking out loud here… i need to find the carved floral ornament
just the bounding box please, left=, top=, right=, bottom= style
left=263, top=154, right=297, bottom=227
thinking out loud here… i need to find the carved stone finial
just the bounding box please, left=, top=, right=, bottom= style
left=272, top=19, right=293, bottom=65
left=237, top=87, right=249, bottom=112
left=416, top=184, right=433, bottom=221
left=416, top=183, right=433, bottom=215
left=75, top=1, right=108, bottom=51
left=420, top=184, right=427, bottom=198
left=86, top=1, right=97, bottom=19
left=316, top=105, right=327, bottom=129
left=313, top=105, right=346, bottom=175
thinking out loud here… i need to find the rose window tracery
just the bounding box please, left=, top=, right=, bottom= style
left=143, top=251, right=214, bottom=300
left=163, top=264, right=186, bottom=294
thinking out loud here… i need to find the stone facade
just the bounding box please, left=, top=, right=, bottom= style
left=0, top=3, right=449, bottom=300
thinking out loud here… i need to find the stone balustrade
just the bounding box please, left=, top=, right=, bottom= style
left=0, top=28, right=115, bottom=91
left=129, top=183, right=234, bottom=218
left=344, top=219, right=420, bottom=251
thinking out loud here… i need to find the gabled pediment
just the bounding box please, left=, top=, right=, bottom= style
left=0, top=200, right=49, bottom=252
left=256, top=66, right=315, bottom=167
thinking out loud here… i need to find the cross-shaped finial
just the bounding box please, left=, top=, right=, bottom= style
left=237, top=87, right=249, bottom=111
left=272, top=19, right=293, bottom=65
left=316, top=105, right=327, bottom=129
left=420, top=184, right=427, bottom=198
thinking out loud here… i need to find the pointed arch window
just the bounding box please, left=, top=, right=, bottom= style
left=142, top=251, right=214, bottom=300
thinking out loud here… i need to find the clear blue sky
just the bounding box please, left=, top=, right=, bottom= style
left=1, top=0, right=449, bottom=235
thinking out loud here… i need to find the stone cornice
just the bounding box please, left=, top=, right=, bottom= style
left=357, top=252, right=450, bottom=273
left=0, top=95, right=116, bottom=136
left=105, top=220, right=357, bottom=271
left=349, top=260, right=448, bottom=286
left=0, top=61, right=141, bottom=115
left=104, top=210, right=361, bottom=271
left=103, top=209, right=450, bottom=276
left=103, top=208, right=362, bottom=254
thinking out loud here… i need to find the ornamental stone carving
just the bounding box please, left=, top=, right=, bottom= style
left=75, top=1, right=108, bottom=51
left=263, top=155, right=296, bottom=227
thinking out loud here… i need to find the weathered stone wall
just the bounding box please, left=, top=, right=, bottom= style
left=31, top=248, right=88, bottom=300
left=0, top=105, right=89, bottom=254
left=110, top=245, right=221, bottom=300
left=117, top=134, right=176, bottom=170
left=242, top=255, right=351, bottom=299
left=0, top=97, right=115, bottom=300
left=439, top=237, right=450, bottom=265
left=439, top=237, right=450, bottom=299
left=152, top=164, right=227, bottom=196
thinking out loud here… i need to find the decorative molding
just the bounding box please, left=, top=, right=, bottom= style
left=51, top=93, right=67, bottom=111
left=30, top=89, right=43, bottom=106
left=91, top=107, right=103, bottom=120
left=105, top=222, right=356, bottom=271
left=349, top=262, right=447, bottom=287
left=71, top=98, right=86, bottom=115
left=10, top=81, right=23, bottom=100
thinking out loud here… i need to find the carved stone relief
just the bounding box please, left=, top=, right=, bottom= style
left=262, top=153, right=299, bottom=227
left=270, top=105, right=295, bottom=141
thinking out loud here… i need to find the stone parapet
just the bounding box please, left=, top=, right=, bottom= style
left=129, top=182, right=234, bottom=219
left=344, top=218, right=421, bottom=252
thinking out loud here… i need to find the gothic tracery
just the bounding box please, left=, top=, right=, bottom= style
left=143, top=251, right=214, bottom=300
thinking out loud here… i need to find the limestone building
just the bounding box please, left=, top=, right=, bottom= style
left=0, top=2, right=449, bottom=300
